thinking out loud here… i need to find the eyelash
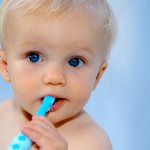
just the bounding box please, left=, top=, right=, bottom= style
left=25, top=51, right=86, bottom=67
left=67, top=56, right=86, bottom=68
left=26, top=51, right=44, bottom=64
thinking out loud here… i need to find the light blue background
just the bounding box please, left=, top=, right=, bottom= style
left=0, top=0, right=150, bottom=150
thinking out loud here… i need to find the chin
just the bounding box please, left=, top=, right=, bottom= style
left=47, top=110, right=83, bottom=127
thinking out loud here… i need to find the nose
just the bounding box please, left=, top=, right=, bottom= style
left=43, top=64, right=66, bottom=86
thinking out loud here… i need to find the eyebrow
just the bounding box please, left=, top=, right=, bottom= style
left=76, top=46, right=94, bottom=55
left=20, top=41, right=94, bottom=55
left=20, top=41, right=42, bottom=48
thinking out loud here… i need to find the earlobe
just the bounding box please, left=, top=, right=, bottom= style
left=93, top=61, right=108, bottom=90
left=0, top=50, right=11, bottom=82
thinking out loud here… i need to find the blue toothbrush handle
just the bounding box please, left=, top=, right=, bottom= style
left=7, top=132, right=32, bottom=150
left=7, top=96, right=55, bottom=150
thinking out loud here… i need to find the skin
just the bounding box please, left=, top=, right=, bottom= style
left=0, top=6, right=112, bottom=150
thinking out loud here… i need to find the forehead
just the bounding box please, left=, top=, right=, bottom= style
left=6, top=6, right=106, bottom=54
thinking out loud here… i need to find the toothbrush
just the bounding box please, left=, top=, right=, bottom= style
left=7, top=96, right=55, bottom=150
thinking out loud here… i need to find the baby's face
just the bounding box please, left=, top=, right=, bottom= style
left=2, top=8, right=107, bottom=123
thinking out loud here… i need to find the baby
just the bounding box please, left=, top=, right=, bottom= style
left=0, top=0, right=116, bottom=149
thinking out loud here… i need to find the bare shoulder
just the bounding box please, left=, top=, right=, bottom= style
left=0, top=99, right=12, bottom=110
left=68, top=111, right=112, bottom=150
left=84, top=122, right=112, bottom=150
left=0, top=99, right=10, bottom=112
left=0, top=98, right=15, bottom=118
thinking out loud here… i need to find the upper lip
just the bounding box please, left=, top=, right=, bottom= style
left=41, top=94, right=66, bottom=101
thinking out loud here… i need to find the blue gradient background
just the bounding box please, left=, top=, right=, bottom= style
left=0, top=0, right=150, bottom=150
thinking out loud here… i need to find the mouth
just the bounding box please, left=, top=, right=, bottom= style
left=40, top=97, right=65, bottom=112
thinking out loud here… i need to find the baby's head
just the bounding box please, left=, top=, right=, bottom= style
left=0, top=0, right=117, bottom=123
left=0, top=0, right=116, bottom=58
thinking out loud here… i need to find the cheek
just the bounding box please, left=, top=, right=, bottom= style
left=69, top=72, right=97, bottom=103
left=8, top=65, right=37, bottom=97
left=9, top=61, right=39, bottom=83
left=66, top=77, right=95, bottom=118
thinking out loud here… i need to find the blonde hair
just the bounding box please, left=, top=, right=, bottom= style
left=0, top=0, right=117, bottom=58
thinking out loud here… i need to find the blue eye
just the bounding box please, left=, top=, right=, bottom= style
left=27, top=52, right=43, bottom=63
left=68, top=57, right=84, bottom=67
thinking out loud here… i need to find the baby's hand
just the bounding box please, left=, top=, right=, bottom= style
left=21, top=116, right=68, bottom=150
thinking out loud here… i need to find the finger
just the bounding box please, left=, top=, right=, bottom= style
left=22, top=120, right=61, bottom=143
left=32, top=116, right=55, bottom=129
left=21, top=124, right=48, bottom=147
left=22, top=124, right=68, bottom=149
left=31, top=117, right=53, bottom=132
left=29, top=118, right=58, bottom=139
left=31, top=116, right=61, bottom=140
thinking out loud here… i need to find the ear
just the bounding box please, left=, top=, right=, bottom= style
left=0, top=50, right=11, bottom=82
left=93, top=61, right=108, bottom=90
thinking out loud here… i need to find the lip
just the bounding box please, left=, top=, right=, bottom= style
left=41, top=94, right=65, bottom=99
left=50, top=98, right=65, bottom=112
left=40, top=94, right=66, bottom=112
